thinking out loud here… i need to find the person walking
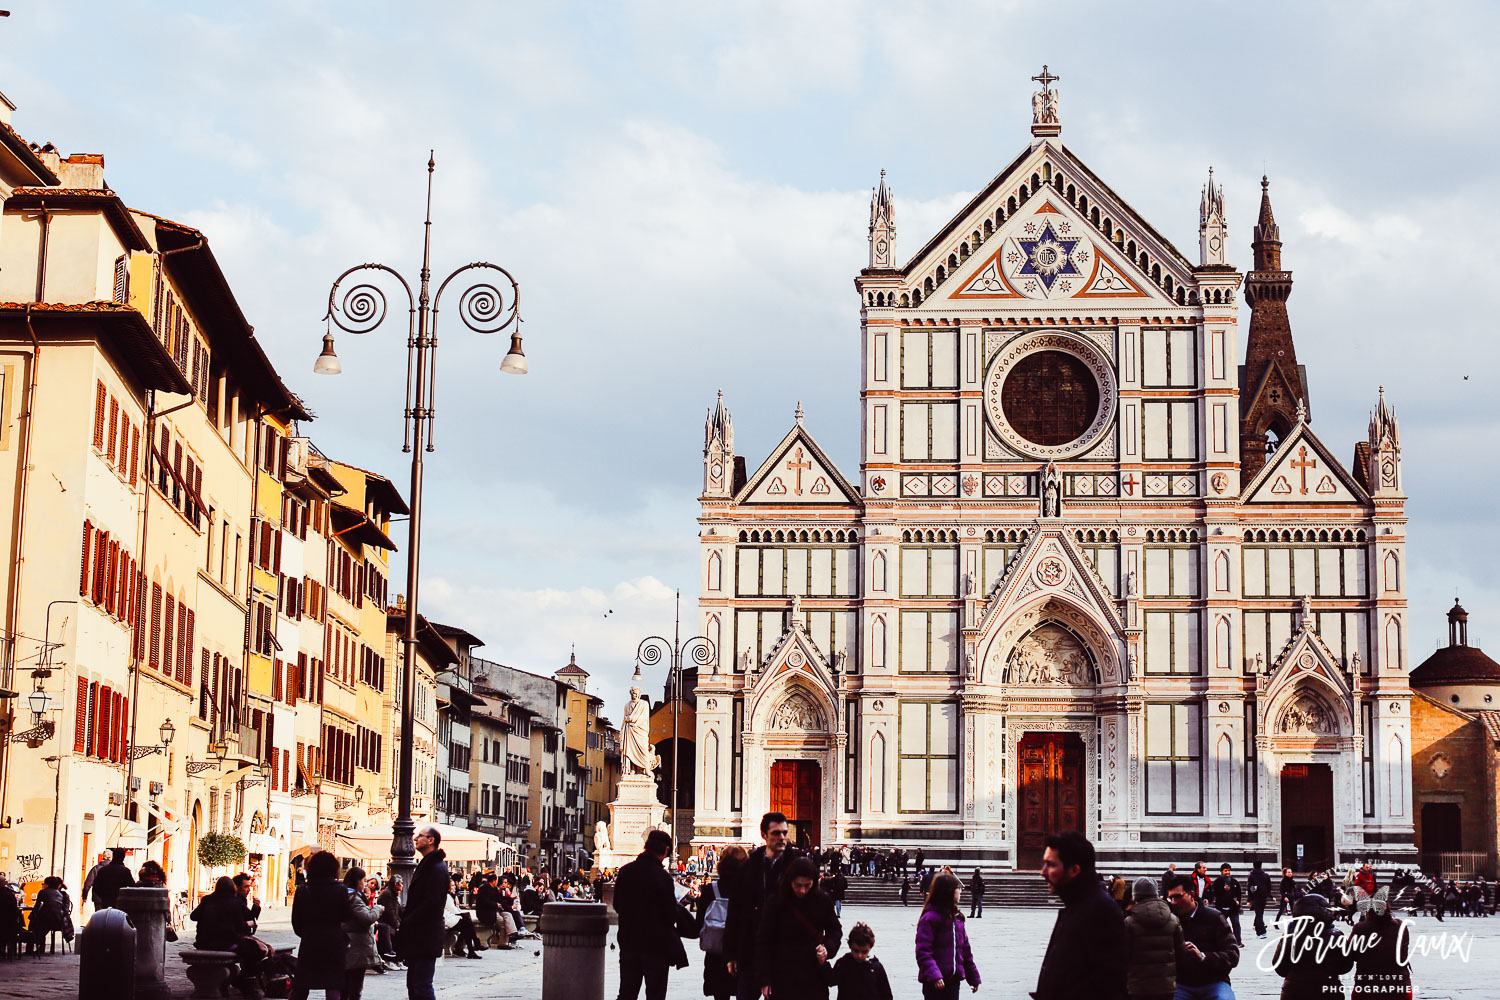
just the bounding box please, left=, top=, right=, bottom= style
left=900, top=875, right=912, bottom=906
left=825, top=867, right=849, bottom=917
left=968, top=869, right=985, bottom=919
left=1210, top=865, right=1243, bottom=946
left=613, top=829, right=690, bottom=1000
left=697, top=845, right=748, bottom=1000
left=1272, top=894, right=1352, bottom=1000
left=289, top=850, right=356, bottom=1000
left=397, top=825, right=451, bottom=1000
left=1275, top=867, right=1299, bottom=927
left=341, top=867, right=383, bottom=1000
left=1347, top=888, right=1411, bottom=999
left=1033, top=832, right=1124, bottom=1000
left=90, top=847, right=135, bottom=910
left=755, top=856, right=842, bottom=1000
left=915, top=873, right=980, bottom=1000
left=1123, top=878, right=1183, bottom=1000
left=1164, top=874, right=1240, bottom=1000
left=725, top=812, right=804, bottom=1000
left=1246, top=863, right=1271, bottom=939
left=1160, top=864, right=1178, bottom=898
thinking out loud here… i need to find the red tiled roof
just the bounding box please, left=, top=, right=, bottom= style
left=0, top=120, right=59, bottom=185
left=1474, top=711, right=1500, bottom=745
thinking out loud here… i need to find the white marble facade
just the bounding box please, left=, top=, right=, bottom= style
left=692, top=88, right=1415, bottom=870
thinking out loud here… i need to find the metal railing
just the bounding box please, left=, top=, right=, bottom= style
left=1421, top=851, right=1496, bottom=880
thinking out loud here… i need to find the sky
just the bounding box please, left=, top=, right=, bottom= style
left=4, top=1, right=1497, bottom=715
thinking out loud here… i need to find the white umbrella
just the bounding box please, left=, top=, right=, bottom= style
left=333, top=823, right=503, bottom=863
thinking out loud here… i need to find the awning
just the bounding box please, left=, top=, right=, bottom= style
left=247, top=834, right=281, bottom=855
left=106, top=818, right=148, bottom=851
left=333, top=822, right=501, bottom=863
left=144, top=802, right=181, bottom=838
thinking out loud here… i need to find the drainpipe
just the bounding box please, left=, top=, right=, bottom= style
left=0, top=306, right=44, bottom=835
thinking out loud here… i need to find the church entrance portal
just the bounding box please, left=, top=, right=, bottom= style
left=1017, top=733, right=1084, bottom=868
left=1281, top=763, right=1334, bottom=871
left=770, top=759, right=821, bottom=850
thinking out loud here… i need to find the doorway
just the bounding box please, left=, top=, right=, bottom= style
left=770, top=760, right=821, bottom=850
left=1017, top=732, right=1085, bottom=868
left=1421, top=802, right=1462, bottom=853
left=1280, top=763, right=1334, bottom=871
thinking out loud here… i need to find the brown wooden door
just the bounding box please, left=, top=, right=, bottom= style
left=1017, top=733, right=1084, bottom=868
left=770, top=760, right=821, bottom=850
left=1280, top=763, right=1334, bottom=871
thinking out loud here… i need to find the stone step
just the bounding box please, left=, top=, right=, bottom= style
left=841, top=873, right=1060, bottom=909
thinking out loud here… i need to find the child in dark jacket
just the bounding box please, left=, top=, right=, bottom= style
left=830, top=923, right=894, bottom=1000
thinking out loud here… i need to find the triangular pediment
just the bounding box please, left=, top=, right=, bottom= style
left=737, top=423, right=859, bottom=506
left=979, top=526, right=1124, bottom=640
left=900, top=140, right=1196, bottom=307
left=1243, top=422, right=1368, bottom=505
left=1240, top=359, right=1307, bottom=429
left=1263, top=624, right=1355, bottom=735
left=746, top=608, right=840, bottom=729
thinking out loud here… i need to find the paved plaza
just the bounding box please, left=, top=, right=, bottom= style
left=1, top=903, right=1495, bottom=998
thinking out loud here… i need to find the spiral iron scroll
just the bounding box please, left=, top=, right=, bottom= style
left=434, top=262, right=520, bottom=335
left=635, top=635, right=718, bottom=671
left=325, top=263, right=414, bottom=337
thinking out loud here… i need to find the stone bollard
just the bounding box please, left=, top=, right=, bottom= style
left=600, top=880, right=619, bottom=925
left=540, top=901, right=608, bottom=1000
left=115, top=887, right=171, bottom=1000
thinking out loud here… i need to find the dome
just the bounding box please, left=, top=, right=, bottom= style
left=1411, top=601, right=1500, bottom=686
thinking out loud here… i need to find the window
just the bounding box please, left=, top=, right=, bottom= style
left=901, top=402, right=959, bottom=461
left=982, top=545, right=1021, bottom=592
left=901, top=329, right=958, bottom=389
left=1146, top=702, right=1201, bottom=814
left=1243, top=546, right=1366, bottom=598
left=730, top=698, right=744, bottom=811
left=899, top=611, right=958, bottom=673
left=900, top=546, right=958, bottom=597
left=898, top=701, right=958, bottom=812
left=1143, top=547, right=1199, bottom=597
left=1144, top=611, right=1199, bottom=674
left=1079, top=545, right=1119, bottom=596
left=733, top=609, right=785, bottom=673
left=735, top=546, right=857, bottom=597
left=843, top=700, right=860, bottom=812
left=1142, top=401, right=1196, bottom=460
left=804, top=610, right=857, bottom=673
left=1141, top=329, right=1196, bottom=388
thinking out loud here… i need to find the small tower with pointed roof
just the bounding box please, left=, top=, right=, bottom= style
left=1199, top=167, right=1228, bottom=267
left=555, top=647, right=590, bottom=693
left=1240, top=177, right=1307, bottom=477
left=703, top=390, right=735, bottom=498
left=869, top=170, right=896, bottom=269
left=1365, top=386, right=1402, bottom=497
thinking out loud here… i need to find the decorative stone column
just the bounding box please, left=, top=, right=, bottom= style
left=115, top=886, right=170, bottom=1000
left=540, top=901, right=609, bottom=1000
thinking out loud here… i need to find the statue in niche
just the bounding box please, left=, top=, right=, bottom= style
left=1125, top=570, right=1138, bottom=597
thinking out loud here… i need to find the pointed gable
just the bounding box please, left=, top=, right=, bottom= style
left=900, top=140, right=1195, bottom=307
left=1244, top=421, right=1367, bottom=504
left=738, top=423, right=859, bottom=506
left=745, top=601, right=841, bottom=728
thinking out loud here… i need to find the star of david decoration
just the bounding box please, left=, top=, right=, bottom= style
left=1016, top=221, right=1082, bottom=290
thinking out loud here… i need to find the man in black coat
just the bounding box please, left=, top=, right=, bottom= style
left=1033, top=831, right=1125, bottom=1000
left=725, top=811, right=803, bottom=1000
left=398, top=825, right=451, bottom=1000
left=613, top=829, right=689, bottom=1000
left=1247, top=861, right=1272, bottom=938
left=1211, top=863, right=1244, bottom=945
left=968, top=868, right=986, bottom=918
left=90, top=848, right=135, bottom=910
left=1165, top=873, right=1241, bottom=996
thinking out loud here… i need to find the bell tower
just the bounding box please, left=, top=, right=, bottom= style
left=703, top=390, right=734, bottom=498
left=1199, top=167, right=1228, bottom=266
left=1240, top=177, right=1306, bottom=477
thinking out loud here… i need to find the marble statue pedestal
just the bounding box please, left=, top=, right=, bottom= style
left=594, top=773, right=665, bottom=870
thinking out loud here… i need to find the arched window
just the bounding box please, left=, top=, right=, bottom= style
left=707, top=552, right=722, bottom=592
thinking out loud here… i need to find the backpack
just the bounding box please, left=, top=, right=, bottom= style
left=699, top=894, right=730, bottom=954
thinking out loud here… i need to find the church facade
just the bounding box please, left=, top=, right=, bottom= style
left=692, top=78, right=1416, bottom=870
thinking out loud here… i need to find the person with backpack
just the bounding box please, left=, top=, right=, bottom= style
left=697, top=846, right=748, bottom=1000
left=914, top=872, right=981, bottom=1000
left=1123, top=878, right=1184, bottom=1000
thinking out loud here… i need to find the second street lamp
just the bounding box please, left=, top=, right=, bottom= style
left=318, top=151, right=528, bottom=895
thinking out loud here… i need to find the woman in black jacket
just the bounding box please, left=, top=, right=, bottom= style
left=755, top=857, right=842, bottom=1000
left=375, top=876, right=402, bottom=964
left=697, top=846, right=748, bottom=1000
left=290, top=851, right=356, bottom=1000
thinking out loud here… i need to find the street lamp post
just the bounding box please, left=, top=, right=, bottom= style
left=318, top=152, right=528, bottom=894
left=634, top=590, right=715, bottom=852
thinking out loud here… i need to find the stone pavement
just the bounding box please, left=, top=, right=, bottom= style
left=1, top=904, right=1496, bottom=998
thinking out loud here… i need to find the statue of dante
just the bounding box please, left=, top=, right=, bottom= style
left=622, top=685, right=658, bottom=775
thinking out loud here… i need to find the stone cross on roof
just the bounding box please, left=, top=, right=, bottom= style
left=1031, top=64, right=1059, bottom=93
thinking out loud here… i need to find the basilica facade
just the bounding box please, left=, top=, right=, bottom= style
left=692, top=79, right=1415, bottom=870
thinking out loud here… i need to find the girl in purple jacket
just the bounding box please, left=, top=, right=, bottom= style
left=914, top=874, right=981, bottom=1000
